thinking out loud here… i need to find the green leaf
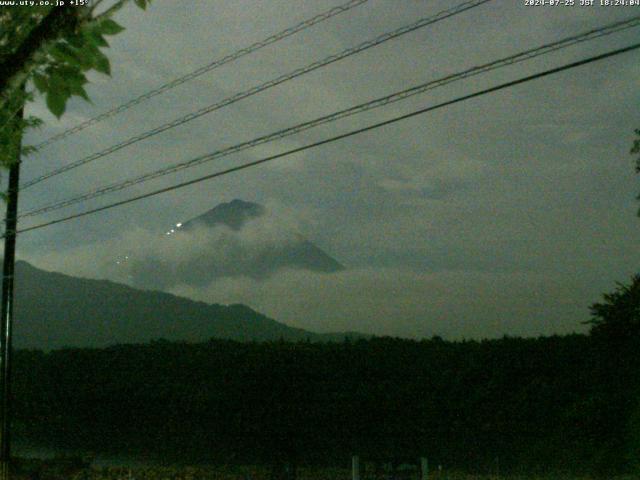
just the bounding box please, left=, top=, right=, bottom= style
left=70, top=83, right=90, bottom=102
left=89, top=30, right=109, bottom=48
left=84, top=22, right=110, bottom=47
left=50, top=43, right=84, bottom=68
left=134, top=0, right=148, bottom=9
left=48, top=70, right=72, bottom=97
left=92, top=49, right=111, bottom=76
left=32, top=73, right=48, bottom=93
left=68, top=45, right=100, bottom=70
left=67, top=33, right=85, bottom=49
left=46, top=91, right=67, bottom=118
left=99, top=19, right=125, bottom=36
left=54, top=65, right=87, bottom=86
left=81, top=40, right=103, bottom=63
left=76, top=51, right=96, bottom=71
left=79, top=40, right=111, bottom=75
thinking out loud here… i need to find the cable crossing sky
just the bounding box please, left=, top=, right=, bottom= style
left=10, top=41, right=640, bottom=238
left=30, top=0, right=371, bottom=150
left=17, top=14, right=640, bottom=221
left=21, top=0, right=492, bottom=190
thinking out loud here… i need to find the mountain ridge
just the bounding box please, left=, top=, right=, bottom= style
left=13, top=260, right=367, bottom=350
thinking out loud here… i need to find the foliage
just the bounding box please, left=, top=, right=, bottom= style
left=587, top=274, right=640, bottom=341
left=586, top=275, right=640, bottom=475
left=0, top=0, right=152, bottom=171
left=10, top=332, right=639, bottom=476
left=632, top=129, right=640, bottom=173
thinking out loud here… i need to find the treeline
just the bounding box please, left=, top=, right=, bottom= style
left=10, top=328, right=640, bottom=475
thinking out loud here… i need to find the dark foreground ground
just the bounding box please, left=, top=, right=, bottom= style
left=10, top=462, right=640, bottom=480
left=74, top=467, right=636, bottom=480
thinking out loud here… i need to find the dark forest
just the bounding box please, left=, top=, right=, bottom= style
left=11, top=276, right=640, bottom=476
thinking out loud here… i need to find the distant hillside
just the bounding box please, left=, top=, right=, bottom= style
left=13, top=261, right=366, bottom=350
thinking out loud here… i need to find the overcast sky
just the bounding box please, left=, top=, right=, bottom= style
left=14, top=0, right=640, bottom=339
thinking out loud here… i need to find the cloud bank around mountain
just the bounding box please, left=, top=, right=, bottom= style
left=23, top=199, right=597, bottom=340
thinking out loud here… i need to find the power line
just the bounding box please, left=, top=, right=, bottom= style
left=21, top=0, right=492, bottom=189
left=29, top=0, right=370, bottom=150
left=17, top=15, right=640, bottom=220
left=11, top=41, right=640, bottom=237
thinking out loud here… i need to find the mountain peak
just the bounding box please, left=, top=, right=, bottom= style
left=127, top=199, right=344, bottom=290
left=181, top=199, right=265, bottom=231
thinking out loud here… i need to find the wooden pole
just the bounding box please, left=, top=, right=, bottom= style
left=0, top=104, right=22, bottom=480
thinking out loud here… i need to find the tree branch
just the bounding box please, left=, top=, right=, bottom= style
left=0, top=7, right=80, bottom=105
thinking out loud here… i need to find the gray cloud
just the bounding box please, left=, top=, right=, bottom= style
left=168, top=267, right=595, bottom=339
left=24, top=200, right=315, bottom=285
left=12, top=0, right=640, bottom=339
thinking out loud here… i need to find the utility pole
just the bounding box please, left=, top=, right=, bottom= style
left=0, top=106, right=22, bottom=480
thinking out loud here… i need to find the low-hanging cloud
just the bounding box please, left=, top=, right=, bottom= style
left=22, top=219, right=596, bottom=340
left=168, top=266, right=593, bottom=339
left=24, top=201, right=330, bottom=290
left=20, top=193, right=606, bottom=341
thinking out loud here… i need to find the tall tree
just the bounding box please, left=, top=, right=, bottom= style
left=587, top=275, right=640, bottom=341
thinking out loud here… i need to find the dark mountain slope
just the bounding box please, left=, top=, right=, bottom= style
left=13, top=261, right=365, bottom=349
